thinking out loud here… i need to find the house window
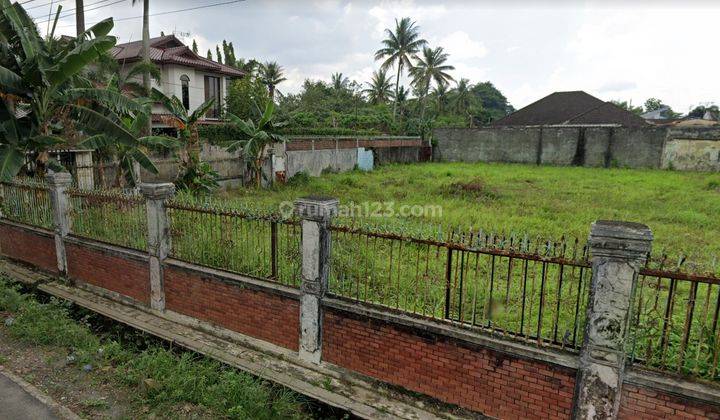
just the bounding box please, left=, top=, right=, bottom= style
left=180, top=75, right=190, bottom=110
left=204, top=75, right=221, bottom=118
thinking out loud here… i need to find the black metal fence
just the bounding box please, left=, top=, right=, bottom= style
left=628, top=256, right=720, bottom=381
left=166, top=199, right=302, bottom=287
left=0, top=179, right=53, bottom=229
left=66, top=188, right=147, bottom=251
left=329, top=225, right=591, bottom=350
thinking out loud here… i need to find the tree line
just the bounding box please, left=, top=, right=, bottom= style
left=198, top=17, right=514, bottom=137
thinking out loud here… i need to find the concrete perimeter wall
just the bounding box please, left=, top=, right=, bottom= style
left=434, top=126, right=720, bottom=171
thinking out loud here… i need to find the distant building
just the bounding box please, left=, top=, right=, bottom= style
left=111, top=35, right=244, bottom=128
left=491, top=91, right=648, bottom=127
left=641, top=106, right=674, bottom=121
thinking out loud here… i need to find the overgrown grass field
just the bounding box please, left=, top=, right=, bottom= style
left=222, top=162, right=720, bottom=263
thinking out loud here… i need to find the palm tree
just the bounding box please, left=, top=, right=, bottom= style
left=374, top=17, right=426, bottom=119
left=410, top=46, right=455, bottom=121
left=363, top=69, right=394, bottom=105
left=259, top=62, right=287, bottom=101
left=331, top=72, right=349, bottom=91
left=432, top=83, right=449, bottom=114
left=452, top=78, right=474, bottom=126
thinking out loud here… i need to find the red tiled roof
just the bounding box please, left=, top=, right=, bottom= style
left=111, top=35, right=244, bottom=77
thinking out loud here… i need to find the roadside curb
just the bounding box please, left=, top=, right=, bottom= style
left=0, top=366, right=82, bottom=420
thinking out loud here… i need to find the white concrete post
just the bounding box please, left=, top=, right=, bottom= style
left=573, top=220, right=652, bottom=419
left=140, top=183, right=175, bottom=311
left=294, top=196, right=338, bottom=364
left=47, top=172, right=73, bottom=275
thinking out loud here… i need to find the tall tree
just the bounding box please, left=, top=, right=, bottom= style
left=453, top=78, right=472, bottom=114
left=216, top=45, right=223, bottom=64
left=206, top=49, right=212, bottom=60
left=75, top=0, right=84, bottom=35
left=259, top=62, right=287, bottom=101
left=374, top=17, right=426, bottom=119
left=331, top=72, right=349, bottom=91
left=432, top=83, right=449, bottom=114
left=410, top=46, right=454, bottom=121
left=191, top=39, right=198, bottom=54
left=363, top=69, right=394, bottom=105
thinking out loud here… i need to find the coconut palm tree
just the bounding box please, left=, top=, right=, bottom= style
left=363, top=69, right=395, bottom=105
left=259, top=61, right=287, bottom=101
left=432, top=83, right=449, bottom=114
left=374, top=17, right=426, bottom=119
left=452, top=78, right=474, bottom=126
left=410, top=46, right=455, bottom=121
left=131, top=0, right=151, bottom=136
left=331, top=72, right=349, bottom=91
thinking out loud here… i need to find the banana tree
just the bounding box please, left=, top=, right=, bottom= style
left=79, top=111, right=179, bottom=187
left=150, top=88, right=217, bottom=192
left=0, top=1, right=142, bottom=180
left=224, top=102, right=287, bottom=188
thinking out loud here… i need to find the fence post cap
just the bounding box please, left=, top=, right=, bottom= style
left=139, top=183, right=175, bottom=200
left=589, top=220, right=652, bottom=261
left=294, top=196, right=338, bottom=221
left=46, top=171, right=73, bottom=186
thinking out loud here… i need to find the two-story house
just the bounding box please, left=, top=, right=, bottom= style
left=111, top=35, right=244, bottom=128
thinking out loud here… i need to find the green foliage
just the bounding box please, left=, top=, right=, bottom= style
left=0, top=277, right=308, bottom=418
left=226, top=76, right=270, bottom=122
left=611, top=100, right=644, bottom=116
left=0, top=2, right=137, bottom=180
left=175, top=161, right=220, bottom=194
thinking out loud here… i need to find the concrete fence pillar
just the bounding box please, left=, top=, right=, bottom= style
left=140, top=183, right=175, bottom=311
left=294, top=196, right=338, bottom=364
left=573, top=220, right=652, bottom=419
left=47, top=172, right=73, bottom=275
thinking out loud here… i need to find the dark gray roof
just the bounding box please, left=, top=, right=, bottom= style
left=491, top=91, right=648, bottom=127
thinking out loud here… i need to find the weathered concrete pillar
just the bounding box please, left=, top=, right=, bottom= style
left=140, top=183, right=175, bottom=311
left=47, top=172, right=73, bottom=275
left=573, top=220, right=652, bottom=419
left=74, top=150, right=94, bottom=189
left=294, top=196, right=338, bottom=364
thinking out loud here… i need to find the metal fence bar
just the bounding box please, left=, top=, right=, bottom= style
left=0, top=180, right=53, bottom=229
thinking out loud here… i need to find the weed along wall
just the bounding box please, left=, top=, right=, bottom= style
left=434, top=126, right=720, bottom=171
left=2, top=176, right=720, bottom=419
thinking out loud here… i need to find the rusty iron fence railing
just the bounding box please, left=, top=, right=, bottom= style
left=329, top=224, right=591, bottom=350
left=0, top=179, right=53, bottom=230
left=628, top=256, right=720, bottom=381
left=165, top=199, right=302, bottom=287
left=66, top=188, right=147, bottom=251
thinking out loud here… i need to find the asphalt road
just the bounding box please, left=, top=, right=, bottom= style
left=0, top=372, right=58, bottom=420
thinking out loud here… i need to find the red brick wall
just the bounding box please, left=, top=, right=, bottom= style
left=0, top=223, right=58, bottom=274
left=620, top=384, right=720, bottom=419
left=66, top=242, right=149, bottom=304
left=323, top=308, right=576, bottom=419
left=164, top=265, right=299, bottom=351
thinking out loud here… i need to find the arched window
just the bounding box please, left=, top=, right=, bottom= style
left=180, top=75, right=190, bottom=110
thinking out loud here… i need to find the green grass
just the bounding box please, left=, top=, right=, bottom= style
left=0, top=277, right=308, bottom=419
left=220, top=162, right=720, bottom=263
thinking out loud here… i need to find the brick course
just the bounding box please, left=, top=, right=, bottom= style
left=0, top=223, right=58, bottom=274
left=620, top=384, right=720, bottom=419
left=322, top=307, right=576, bottom=419
left=164, top=265, right=299, bottom=351
left=66, top=242, right=150, bottom=304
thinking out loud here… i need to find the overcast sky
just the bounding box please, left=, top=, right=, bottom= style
left=39, top=0, right=720, bottom=112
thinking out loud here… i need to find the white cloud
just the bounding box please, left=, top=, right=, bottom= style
left=436, top=31, right=487, bottom=61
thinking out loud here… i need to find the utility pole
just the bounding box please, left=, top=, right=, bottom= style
left=75, top=0, right=85, bottom=36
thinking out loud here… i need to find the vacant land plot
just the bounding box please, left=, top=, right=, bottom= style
left=221, top=162, right=720, bottom=263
